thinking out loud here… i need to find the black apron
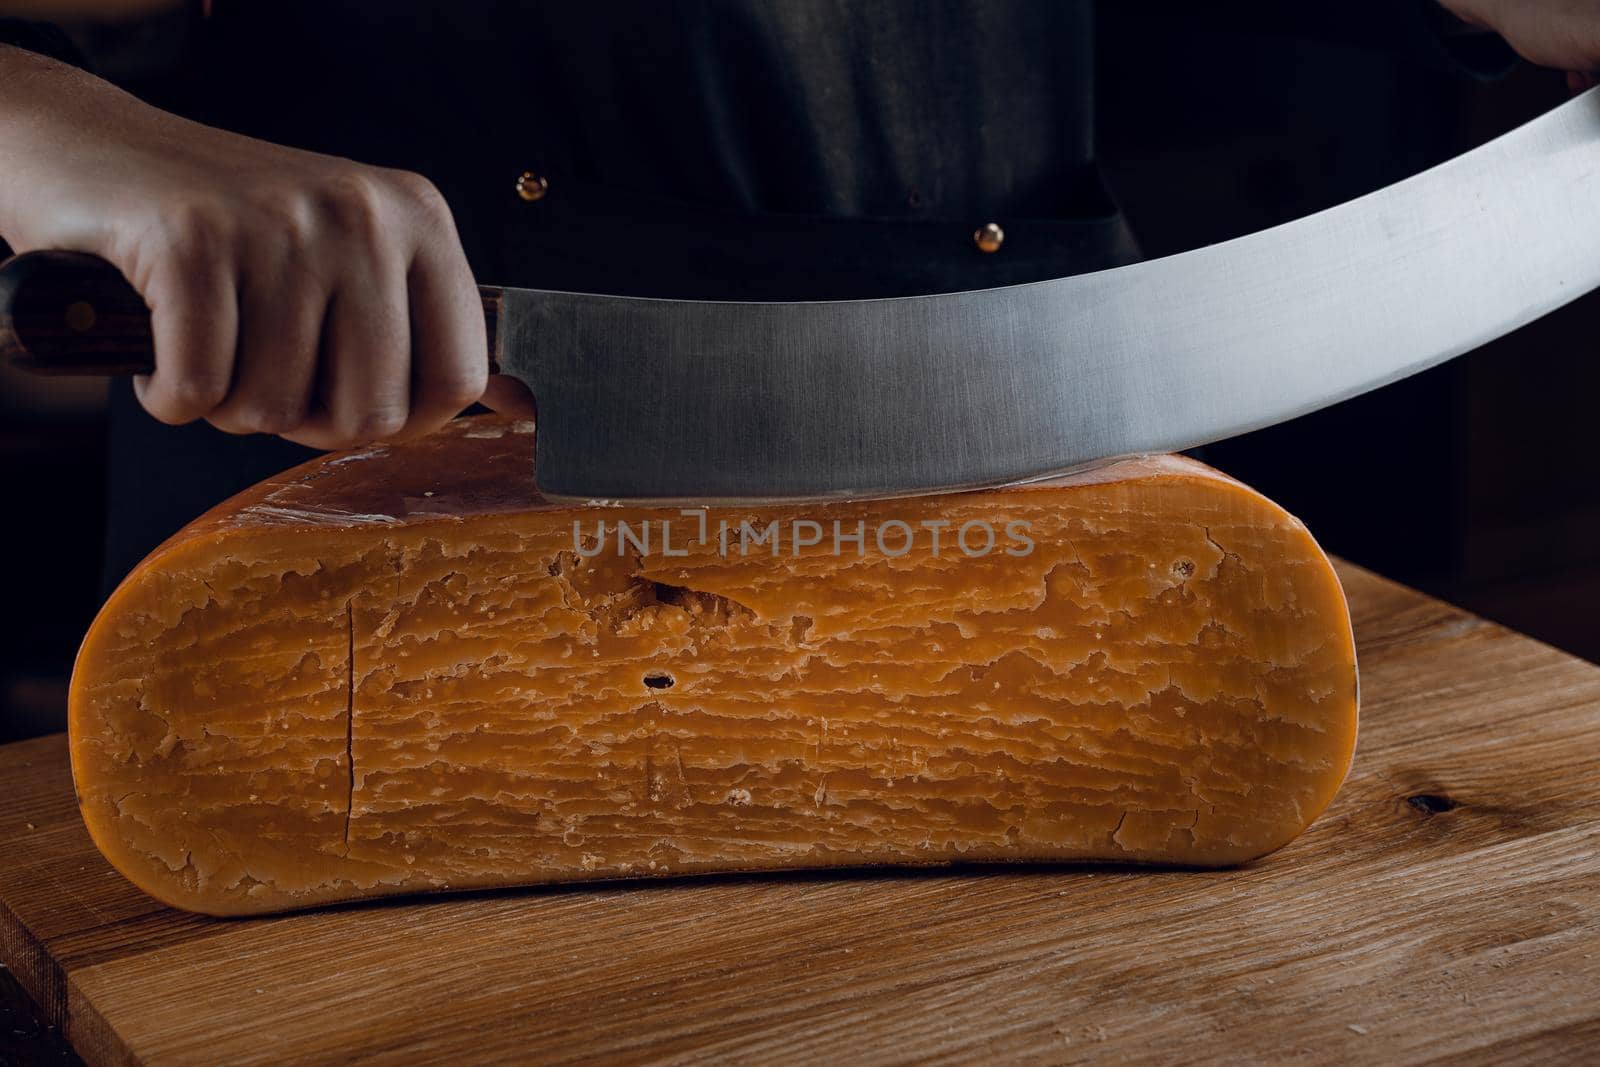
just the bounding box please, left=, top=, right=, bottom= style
left=105, top=0, right=1137, bottom=590
left=103, top=0, right=1505, bottom=589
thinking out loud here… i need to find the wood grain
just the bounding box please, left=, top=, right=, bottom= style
left=0, top=251, right=153, bottom=377
left=2, top=561, right=1598, bottom=1066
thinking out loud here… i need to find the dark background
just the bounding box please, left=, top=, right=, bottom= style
left=0, top=11, right=1595, bottom=752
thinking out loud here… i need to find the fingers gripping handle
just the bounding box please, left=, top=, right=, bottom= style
left=0, top=251, right=155, bottom=375
left=0, top=250, right=506, bottom=378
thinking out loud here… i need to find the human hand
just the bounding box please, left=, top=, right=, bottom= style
left=0, top=46, right=498, bottom=449
left=1438, top=0, right=1600, bottom=89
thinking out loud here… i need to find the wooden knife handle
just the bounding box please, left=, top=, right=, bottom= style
left=0, top=251, right=155, bottom=375
left=0, top=250, right=503, bottom=376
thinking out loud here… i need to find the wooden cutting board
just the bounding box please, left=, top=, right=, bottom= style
left=3, top=561, right=1599, bottom=1066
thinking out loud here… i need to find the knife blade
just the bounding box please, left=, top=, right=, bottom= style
left=7, top=88, right=1600, bottom=504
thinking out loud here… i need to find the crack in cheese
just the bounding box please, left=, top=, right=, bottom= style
left=69, top=417, right=1358, bottom=916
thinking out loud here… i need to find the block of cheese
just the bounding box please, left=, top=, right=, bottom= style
left=70, top=416, right=1358, bottom=916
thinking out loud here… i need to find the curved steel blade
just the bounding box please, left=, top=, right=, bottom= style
left=500, top=88, right=1600, bottom=504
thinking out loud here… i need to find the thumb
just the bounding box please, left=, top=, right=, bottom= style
left=480, top=374, right=538, bottom=418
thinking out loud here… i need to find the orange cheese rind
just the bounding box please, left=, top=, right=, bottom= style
left=70, top=417, right=1357, bottom=916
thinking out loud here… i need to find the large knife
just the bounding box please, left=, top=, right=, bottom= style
left=6, top=89, right=1600, bottom=504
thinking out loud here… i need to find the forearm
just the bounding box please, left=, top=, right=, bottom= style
left=0, top=15, right=96, bottom=186
left=0, top=43, right=121, bottom=245
left=0, top=36, right=492, bottom=447
left=1426, top=0, right=1600, bottom=73
left=1435, top=0, right=1490, bottom=28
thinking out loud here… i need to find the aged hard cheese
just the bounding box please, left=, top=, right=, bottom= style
left=70, top=417, right=1358, bottom=916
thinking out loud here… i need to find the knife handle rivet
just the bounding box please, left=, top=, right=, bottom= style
left=516, top=171, right=549, bottom=202
left=973, top=222, right=1005, bottom=254
left=64, top=301, right=98, bottom=332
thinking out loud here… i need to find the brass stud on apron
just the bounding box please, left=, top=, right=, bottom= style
left=516, top=171, right=549, bottom=202
left=973, top=222, right=1005, bottom=254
